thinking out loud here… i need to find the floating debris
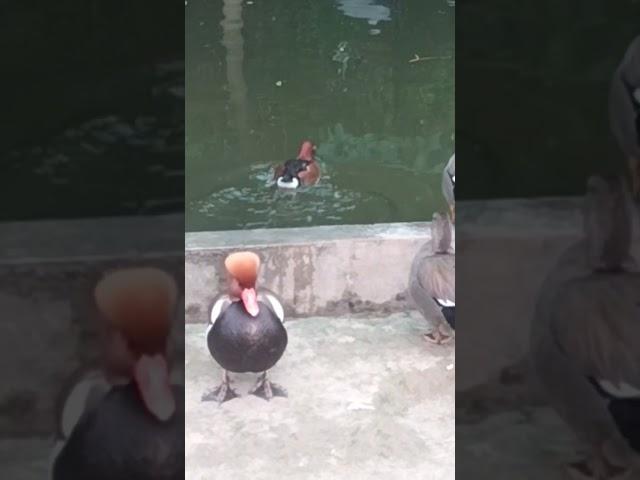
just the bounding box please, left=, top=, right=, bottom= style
left=275, top=80, right=283, bottom=87
left=409, top=53, right=452, bottom=63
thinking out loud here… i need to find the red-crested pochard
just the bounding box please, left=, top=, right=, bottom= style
left=51, top=268, right=184, bottom=480
left=204, top=251, right=287, bottom=404
left=274, top=140, right=320, bottom=189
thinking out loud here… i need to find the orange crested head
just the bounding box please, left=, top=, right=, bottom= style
left=297, top=140, right=316, bottom=161
left=224, top=251, right=261, bottom=288
left=94, top=268, right=177, bottom=354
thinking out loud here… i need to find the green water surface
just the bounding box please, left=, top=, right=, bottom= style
left=186, top=0, right=455, bottom=231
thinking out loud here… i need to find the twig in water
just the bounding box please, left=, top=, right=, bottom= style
left=409, top=54, right=452, bottom=63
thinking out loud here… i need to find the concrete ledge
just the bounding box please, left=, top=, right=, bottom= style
left=183, top=197, right=586, bottom=391
left=0, top=198, right=591, bottom=435
left=185, top=222, right=439, bottom=322
left=0, top=213, right=184, bottom=264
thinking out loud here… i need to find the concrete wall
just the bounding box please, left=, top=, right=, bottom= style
left=184, top=198, right=586, bottom=391
left=0, top=197, right=593, bottom=434
left=185, top=222, right=437, bottom=323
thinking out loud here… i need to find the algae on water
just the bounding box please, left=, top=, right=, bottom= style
left=318, top=123, right=446, bottom=175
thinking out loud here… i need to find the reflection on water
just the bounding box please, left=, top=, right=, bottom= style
left=186, top=0, right=454, bottom=231
left=221, top=0, right=249, bottom=136
left=6, top=61, right=184, bottom=219
left=336, top=0, right=391, bottom=26
left=456, top=1, right=640, bottom=199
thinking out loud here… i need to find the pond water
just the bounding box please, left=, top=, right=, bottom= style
left=5, top=64, right=184, bottom=219
left=3, top=2, right=185, bottom=221
left=186, top=0, right=455, bottom=231
left=456, top=0, right=640, bottom=200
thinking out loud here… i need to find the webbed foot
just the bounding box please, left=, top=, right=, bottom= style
left=249, top=372, right=287, bottom=401
left=423, top=327, right=454, bottom=345
left=202, top=371, right=239, bottom=404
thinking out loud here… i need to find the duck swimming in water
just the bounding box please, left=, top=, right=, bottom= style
left=408, top=212, right=455, bottom=344
left=51, top=268, right=184, bottom=480
left=442, top=153, right=455, bottom=222
left=531, top=176, right=640, bottom=479
left=204, top=251, right=287, bottom=404
left=274, top=140, right=320, bottom=189
left=610, top=36, right=640, bottom=198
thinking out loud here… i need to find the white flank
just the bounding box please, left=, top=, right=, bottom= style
left=276, top=177, right=299, bottom=189
left=205, top=322, right=213, bottom=339
left=264, top=293, right=285, bottom=323
left=436, top=298, right=455, bottom=307
left=597, top=379, right=640, bottom=399
left=60, top=374, right=110, bottom=438
left=210, top=297, right=228, bottom=326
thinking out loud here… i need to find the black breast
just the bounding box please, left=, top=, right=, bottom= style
left=280, top=159, right=309, bottom=181
left=53, top=383, right=185, bottom=480
left=207, top=301, right=288, bottom=373
left=588, top=377, right=640, bottom=452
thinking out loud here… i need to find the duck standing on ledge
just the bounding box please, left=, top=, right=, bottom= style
left=204, top=251, right=288, bottom=404
left=274, top=140, right=320, bottom=189
left=409, top=212, right=455, bottom=344
left=532, top=176, right=640, bottom=479
left=610, top=36, right=640, bottom=198
left=442, top=153, right=455, bottom=222
left=51, top=268, right=184, bottom=480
